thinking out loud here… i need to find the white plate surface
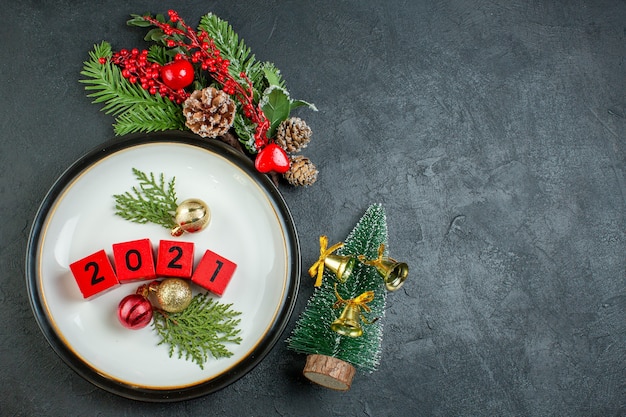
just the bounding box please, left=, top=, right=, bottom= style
left=27, top=133, right=299, bottom=401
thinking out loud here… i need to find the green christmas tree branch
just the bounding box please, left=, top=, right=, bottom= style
left=113, top=168, right=178, bottom=229
left=287, top=204, right=389, bottom=372
left=197, top=13, right=316, bottom=142
left=79, top=41, right=186, bottom=135
left=198, top=13, right=268, bottom=89
left=153, top=293, right=242, bottom=369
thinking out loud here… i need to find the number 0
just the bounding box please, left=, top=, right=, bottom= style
left=125, top=249, right=142, bottom=271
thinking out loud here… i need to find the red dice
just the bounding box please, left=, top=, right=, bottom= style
left=156, top=240, right=194, bottom=279
left=192, top=249, right=237, bottom=296
left=69, top=249, right=120, bottom=299
left=112, top=238, right=157, bottom=283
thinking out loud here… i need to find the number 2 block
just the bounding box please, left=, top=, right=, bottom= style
left=192, top=249, right=237, bottom=296
left=112, top=238, right=157, bottom=283
left=69, top=249, right=120, bottom=299
left=156, top=240, right=194, bottom=279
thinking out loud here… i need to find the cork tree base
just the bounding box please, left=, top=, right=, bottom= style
left=302, top=354, right=356, bottom=391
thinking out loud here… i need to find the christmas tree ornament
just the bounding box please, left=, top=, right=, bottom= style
left=284, top=155, right=318, bottom=187
left=288, top=204, right=405, bottom=391
left=160, top=59, right=195, bottom=90
left=117, top=293, right=153, bottom=329
left=254, top=143, right=291, bottom=174
left=152, top=278, right=193, bottom=313
left=308, top=235, right=355, bottom=287
left=330, top=286, right=377, bottom=338
left=171, top=198, right=211, bottom=236
left=359, top=244, right=409, bottom=292
left=275, top=117, right=312, bottom=153
left=182, top=87, right=236, bottom=138
left=320, top=254, right=356, bottom=284
left=113, top=168, right=211, bottom=236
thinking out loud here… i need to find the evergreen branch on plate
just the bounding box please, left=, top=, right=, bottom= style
left=79, top=41, right=186, bottom=135
left=113, top=168, right=178, bottom=229
left=153, top=293, right=243, bottom=369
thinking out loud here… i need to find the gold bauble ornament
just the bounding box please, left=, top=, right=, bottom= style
left=171, top=198, right=211, bottom=236
left=155, top=278, right=193, bottom=313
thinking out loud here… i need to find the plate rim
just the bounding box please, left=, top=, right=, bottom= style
left=25, top=131, right=301, bottom=402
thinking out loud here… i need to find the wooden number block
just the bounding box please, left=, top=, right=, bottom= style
left=156, top=240, right=194, bottom=279
left=69, top=249, right=120, bottom=299
left=112, top=238, right=157, bottom=283
left=192, top=249, right=237, bottom=296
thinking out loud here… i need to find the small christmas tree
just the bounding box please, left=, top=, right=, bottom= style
left=287, top=203, right=394, bottom=390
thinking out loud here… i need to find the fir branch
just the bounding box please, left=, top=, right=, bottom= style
left=197, top=13, right=267, bottom=89
left=197, top=14, right=294, bottom=105
left=232, top=112, right=258, bottom=152
left=197, top=13, right=269, bottom=148
left=79, top=41, right=186, bottom=134
left=113, top=168, right=178, bottom=229
left=113, top=102, right=186, bottom=136
left=153, top=293, right=242, bottom=369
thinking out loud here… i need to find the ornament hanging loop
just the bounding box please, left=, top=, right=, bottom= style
left=359, top=244, right=409, bottom=291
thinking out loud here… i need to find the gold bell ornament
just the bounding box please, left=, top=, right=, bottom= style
left=359, top=244, right=409, bottom=291
left=308, top=235, right=356, bottom=287
left=330, top=284, right=377, bottom=338
left=171, top=198, right=211, bottom=236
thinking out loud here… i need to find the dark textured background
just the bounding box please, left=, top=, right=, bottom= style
left=1, top=1, right=624, bottom=416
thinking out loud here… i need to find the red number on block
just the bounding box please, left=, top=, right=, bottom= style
left=69, top=249, right=120, bottom=299
left=112, top=238, right=157, bottom=283
left=192, top=249, right=237, bottom=296
left=156, top=240, right=194, bottom=279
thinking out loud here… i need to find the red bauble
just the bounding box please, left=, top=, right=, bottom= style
left=160, top=60, right=194, bottom=90
left=255, top=144, right=290, bottom=174
left=117, top=294, right=153, bottom=329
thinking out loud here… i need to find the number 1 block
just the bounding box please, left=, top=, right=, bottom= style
left=156, top=240, right=194, bottom=279
left=69, top=249, right=120, bottom=299
left=192, top=249, right=237, bottom=296
left=112, top=238, right=157, bottom=283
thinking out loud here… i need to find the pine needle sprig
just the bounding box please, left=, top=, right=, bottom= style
left=113, top=168, right=178, bottom=229
left=79, top=41, right=186, bottom=135
left=153, top=292, right=242, bottom=369
left=197, top=13, right=274, bottom=93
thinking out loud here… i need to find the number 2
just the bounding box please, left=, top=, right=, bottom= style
left=85, top=261, right=105, bottom=285
left=167, top=246, right=183, bottom=269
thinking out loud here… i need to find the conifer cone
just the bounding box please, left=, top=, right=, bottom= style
left=183, top=87, right=236, bottom=138
left=284, top=155, right=318, bottom=186
left=275, top=117, right=312, bottom=153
